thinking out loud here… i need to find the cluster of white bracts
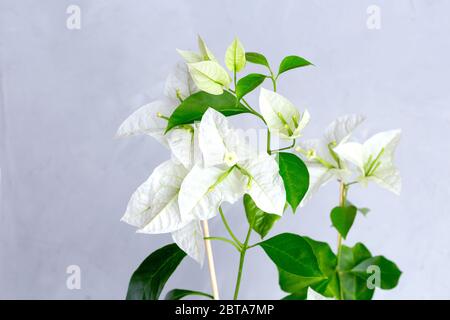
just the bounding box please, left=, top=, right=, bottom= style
left=296, top=115, right=402, bottom=206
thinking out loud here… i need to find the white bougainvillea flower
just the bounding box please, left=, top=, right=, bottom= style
left=115, top=99, right=176, bottom=145
left=164, top=62, right=198, bottom=102
left=121, top=160, right=188, bottom=233
left=178, top=108, right=286, bottom=221
left=178, top=164, right=248, bottom=221
left=166, top=124, right=202, bottom=170
left=120, top=159, right=205, bottom=264
left=188, top=61, right=231, bottom=95
left=259, top=88, right=310, bottom=140
left=307, top=287, right=333, bottom=300
left=296, top=114, right=365, bottom=205
left=116, top=61, right=199, bottom=146
left=177, top=35, right=217, bottom=63
left=171, top=220, right=205, bottom=266
left=333, top=129, right=401, bottom=195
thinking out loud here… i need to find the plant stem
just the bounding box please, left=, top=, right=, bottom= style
left=269, top=68, right=277, bottom=92
left=233, top=225, right=253, bottom=300
left=271, top=139, right=296, bottom=153
left=336, top=181, right=347, bottom=300
left=204, top=236, right=242, bottom=251
left=219, top=207, right=243, bottom=247
left=267, top=129, right=271, bottom=154
left=226, top=89, right=266, bottom=124
left=201, top=220, right=220, bottom=300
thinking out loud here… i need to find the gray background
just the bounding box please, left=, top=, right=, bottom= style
left=0, top=0, right=448, bottom=299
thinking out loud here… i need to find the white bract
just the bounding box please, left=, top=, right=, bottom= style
left=115, top=100, right=175, bottom=145
left=259, top=88, right=310, bottom=140
left=164, top=62, right=198, bottom=102
left=225, top=37, right=246, bottom=73
left=296, top=114, right=365, bottom=205
left=116, top=62, right=198, bottom=145
left=178, top=36, right=231, bottom=95
left=120, top=159, right=205, bottom=264
left=334, top=129, right=402, bottom=195
left=188, top=61, right=231, bottom=95
left=178, top=108, right=286, bottom=222
left=177, top=35, right=217, bottom=63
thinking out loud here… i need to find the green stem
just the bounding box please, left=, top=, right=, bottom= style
left=219, top=207, right=243, bottom=247
left=226, top=89, right=266, bottom=124
left=271, top=139, right=296, bottom=153
left=267, top=129, right=271, bottom=155
left=233, top=225, right=253, bottom=300
left=337, top=181, right=347, bottom=300
left=204, top=236, right=242, bottom=252
left=269, top=68, right=277, bottom=92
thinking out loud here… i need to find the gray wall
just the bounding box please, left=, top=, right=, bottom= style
left=0, top=0, right=448, bottom=299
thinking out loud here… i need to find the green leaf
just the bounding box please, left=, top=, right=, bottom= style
left=245, top=52, right=270, bottom=68
left=338, top=243, right=372, bottom=271
left=225, top=37, right=246, bottom=72
left=165, top=289, right=213, bottom=300
left=303, top=237, right=339, bottom=298
left=303, top=237, right=337, bottom=276
left=346, top=200, right=370, bottom=216
left=352, top=256, right=402, bottom=290
left=281, top=290, right=307, bottom=300
left=165, top=91, right=249, bottom=132
left=330, top=205, right=357, bottom=239
left=338, top=243, right=374, bottom=300
left=279, top=269, right=328, bottom=294
left=236, top=73, right=266, bottom=100
left=277, top=152, right=310, bottom=213
left=270, top=235, right=336, bottom=298
left=126, top=243, right=186, bottom=300
left=339, top=272, right=374, bottom=300
left=259, top=233, right=323, bottom=279
left=244, top=194, right=280, bottom=239
left=278, top=55, right=313, bottom=76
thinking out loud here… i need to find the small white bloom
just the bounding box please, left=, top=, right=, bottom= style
left=296, top=114, right=365, bottom=205
left=224, top=151, right=238, bottom=167
left=334, top=129, right=401, bottom=195
left=259, top=88, right=310, bottom=140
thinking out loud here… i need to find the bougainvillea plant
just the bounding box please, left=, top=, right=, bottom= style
left=117, top=36, right=402, bottom=300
